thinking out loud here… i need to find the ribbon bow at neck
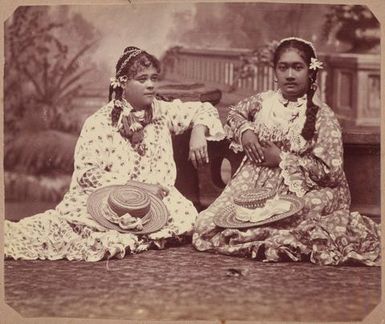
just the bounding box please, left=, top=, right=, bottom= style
left=113, top=99, right=153, bottom=155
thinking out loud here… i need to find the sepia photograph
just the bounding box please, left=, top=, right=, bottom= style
left=2, top=0, right=382, bottom=322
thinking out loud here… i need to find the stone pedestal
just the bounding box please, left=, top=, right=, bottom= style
left=325, top=53, right=380, bottom=127
left=341, top=126, right=380, bottom=220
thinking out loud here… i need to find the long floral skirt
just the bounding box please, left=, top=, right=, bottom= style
left=5, top=187, right=197, bottom=262
left=192, top=163, right=381, bottom=266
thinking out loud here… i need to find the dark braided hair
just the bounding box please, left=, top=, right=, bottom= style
left=273, top=38, right=320, bottom=141
left=109, top=46, right=161, bottom=126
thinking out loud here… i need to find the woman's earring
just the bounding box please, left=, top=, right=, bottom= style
left=273, top=78, right=278, bottom=83
left=310, top=82, right=318, bottom=91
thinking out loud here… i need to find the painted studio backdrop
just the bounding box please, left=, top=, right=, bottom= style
left=4, top=3, right=380, bottom=221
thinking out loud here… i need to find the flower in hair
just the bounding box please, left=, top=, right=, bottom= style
left=110, top=76, right=128, bottom=89
left=309, top=57, right=323, bottom=70
left=110, top=77, right=122, bottom=89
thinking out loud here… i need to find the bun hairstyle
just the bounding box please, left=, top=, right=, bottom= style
left=273, top=38, right=320, bottom=141
left=109, top=46, right=161, bottom=126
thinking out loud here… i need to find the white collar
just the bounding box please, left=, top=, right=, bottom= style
left=276, top=89, right=307, bottom=108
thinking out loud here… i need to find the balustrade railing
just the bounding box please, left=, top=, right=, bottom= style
left=163, top=47, right=327, bottom=100
left=162, top=47, right=380, bottom=127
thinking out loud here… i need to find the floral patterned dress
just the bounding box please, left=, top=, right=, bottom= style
left=193, top=90, right=381, bottom=266
left=5, top=98, right=224, bottom=261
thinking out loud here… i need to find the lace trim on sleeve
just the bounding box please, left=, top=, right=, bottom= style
left=191, top=102, right=226, bottom=141
left=225, top=122, right=254, bottom=152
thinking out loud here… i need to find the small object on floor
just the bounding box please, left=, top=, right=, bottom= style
left=225, top=268, right=249, bottom=277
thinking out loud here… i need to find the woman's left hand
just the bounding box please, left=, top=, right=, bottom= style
left=128, top=180, right=169, bottom=199
left=189, top=124, right=209, bottom=169
left=258, top=141, right=282, bottom=167
left=140, top=182, right=170, bottom=199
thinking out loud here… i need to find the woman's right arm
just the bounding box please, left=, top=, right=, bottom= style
left=225, top=94, right=264, bottom=162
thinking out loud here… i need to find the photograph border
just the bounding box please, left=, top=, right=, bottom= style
left=1, top=0, right=384, bottom=323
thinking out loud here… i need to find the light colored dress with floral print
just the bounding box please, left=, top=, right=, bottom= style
left=5, top=98, right=224, bottom=261
left=193, top=90, right=381, bottom=266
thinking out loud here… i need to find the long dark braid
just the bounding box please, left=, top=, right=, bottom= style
left=273, top=38, right=320, bottom=141
left=302, top=76, right=318, bottom=140
left=109, top=46, right=160, bottom=126
left=110, top=87, right=124, bottom=126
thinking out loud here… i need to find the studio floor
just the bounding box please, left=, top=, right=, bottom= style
left=4, top=244, right=381, bottom=322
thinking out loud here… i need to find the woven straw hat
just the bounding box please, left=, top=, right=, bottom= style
left=87, top=184, right=169, bottom=234
left=214, top=195, right=304, bottom=229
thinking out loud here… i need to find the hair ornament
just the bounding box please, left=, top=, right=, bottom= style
left=278, top=37, right=317, bottom=56
left=116, top=47, right=139, bottom=63
left=116, top=49, right=143, bottom=76
left=309, top=57, right=323, bottom=70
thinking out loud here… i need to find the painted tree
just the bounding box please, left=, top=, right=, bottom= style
left=5, top=6, right=100, bottom=136
left=322, top=5, right=380, bottom=52
left=4, top=6, right=100, bottom=201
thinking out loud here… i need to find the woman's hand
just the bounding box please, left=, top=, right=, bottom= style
left=144, top=183, right=170, bottom=199
left=189, top=124, right=209, bottom=169
left=128, top=181, right=169, bottom=199
left=258, top=141, right=282, bottom=168
left=241, top=129, right=264, bottom=163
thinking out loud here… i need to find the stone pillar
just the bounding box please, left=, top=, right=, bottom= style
left=325, top=53, right=380, bottom=127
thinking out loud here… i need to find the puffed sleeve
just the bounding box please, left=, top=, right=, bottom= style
left=73, top=114, right=129, bottom=190
left=157, top=99, right=225, bottom=140
left=225, top=93, right=263, bottom=152
left=279, top=105, right=345, bottom=197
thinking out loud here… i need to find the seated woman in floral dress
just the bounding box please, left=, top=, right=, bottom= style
left=193, top=37, right=381, bottom=266
left=5, top=46, right=224, bottom=261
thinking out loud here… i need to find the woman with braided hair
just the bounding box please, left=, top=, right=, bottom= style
left=5, top=46, right=225, bottom=261
left=193, top=37, right=381, bottom=266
